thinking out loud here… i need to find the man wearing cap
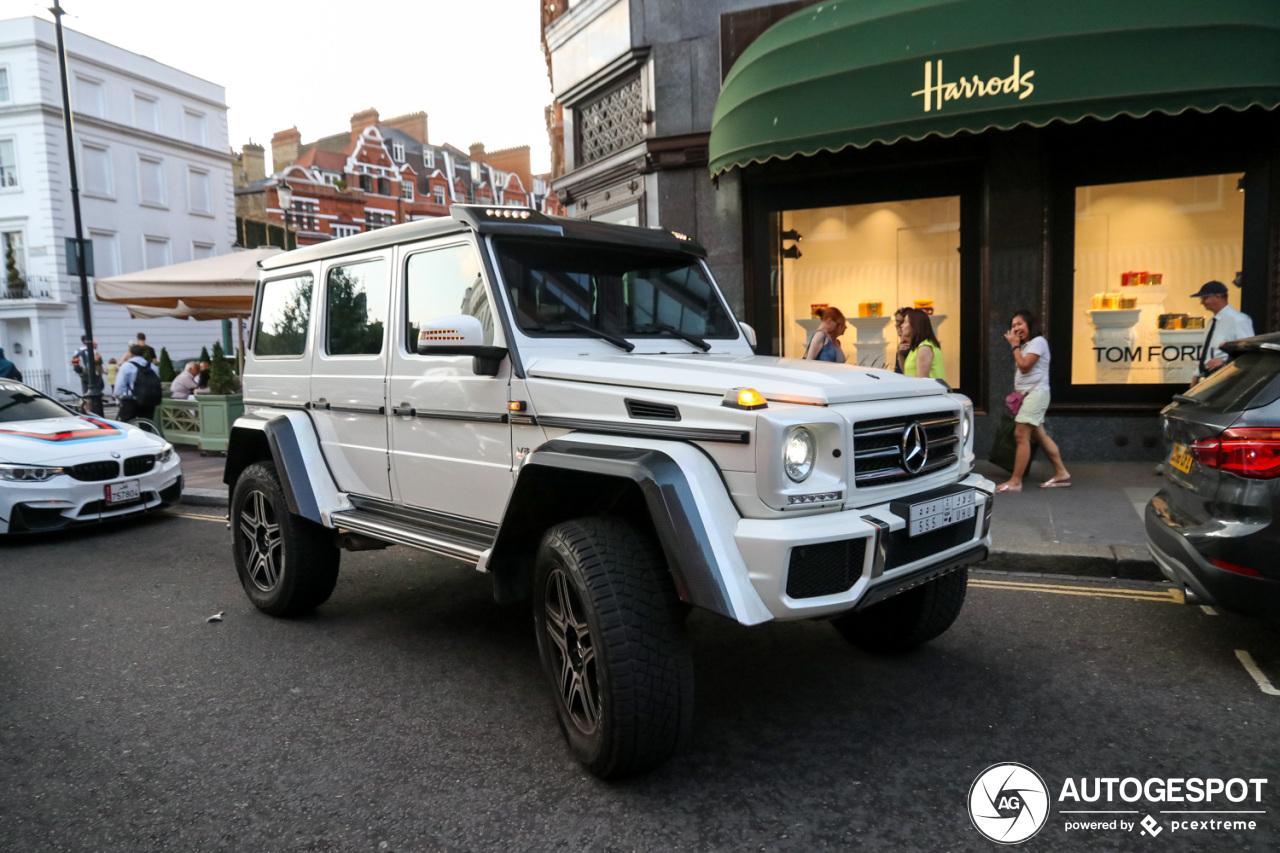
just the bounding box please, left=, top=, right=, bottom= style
left=1191, top=280, right=1253, bottom=384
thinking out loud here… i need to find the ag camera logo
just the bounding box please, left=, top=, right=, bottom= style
left=969, top=763, right=1051, bottom=844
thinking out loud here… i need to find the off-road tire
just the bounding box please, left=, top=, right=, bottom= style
left=832, top=567, right=968, bottom=654
left=230, top=461, right=340, bottom=617
left=533, top=517, right=694, bottom=780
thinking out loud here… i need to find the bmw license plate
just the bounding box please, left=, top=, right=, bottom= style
left=905, top=489, right=976, bottom=537
left=105, top=479, right=141, bottom=506
left=1169, top=442, right=1193, bottom=474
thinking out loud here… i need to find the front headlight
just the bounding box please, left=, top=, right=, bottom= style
left=157, top=442, right=175, bottom=463
left=962, top=402, right=973, bottom=442
left=782, top=427, right=815, bottom=482
left=0, top=463, right=66, bottom=482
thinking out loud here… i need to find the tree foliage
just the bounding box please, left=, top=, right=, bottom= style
left=209, top=341, right=236, bottom=395
left=157, top=347, right=176, bottom=382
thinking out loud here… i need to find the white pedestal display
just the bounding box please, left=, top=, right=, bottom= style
left=847, top=316, right=893, bottom=368
left=1087, top=308, right=1142, bottom=383
left=1156, top=329, right=1207, bottom=385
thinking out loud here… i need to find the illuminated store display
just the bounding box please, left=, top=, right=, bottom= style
left=1072, top=173, right=1245, bottom=385
left=779, top=196, right=962, bottom=378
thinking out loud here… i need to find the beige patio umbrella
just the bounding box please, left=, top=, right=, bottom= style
left=95, top=247, right=283, bottom=370
left=94, top=247, right=281, bottom=315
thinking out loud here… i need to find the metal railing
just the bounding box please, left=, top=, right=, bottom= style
left=22, top=368, right=52, bottom=395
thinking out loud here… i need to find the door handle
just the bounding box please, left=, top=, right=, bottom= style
left=392, top=403, right=415, bottom=417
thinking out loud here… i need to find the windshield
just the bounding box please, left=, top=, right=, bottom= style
left=0, top=383, right=72, bottom=423
left=492, top=237, right=739, bottom=343
left=1179, top=351, right=1280, bottom=413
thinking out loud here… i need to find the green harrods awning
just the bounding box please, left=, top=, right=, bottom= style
left=709, top=0, right=1280, bottom=176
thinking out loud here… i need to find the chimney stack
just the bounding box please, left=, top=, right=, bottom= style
left=384, top=111, right=429, bottom=144
left=239, top=142, right=265, bottom=186
left=469, top=142, right=486, bottom=162
left=350, top=108, right=381, bottom=143
left=271, top=127, right=301, bottom=174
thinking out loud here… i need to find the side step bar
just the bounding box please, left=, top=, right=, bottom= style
left=330, top=510, right=488, bottom=564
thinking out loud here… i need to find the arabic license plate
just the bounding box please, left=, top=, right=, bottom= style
left=909, top=503, right=976, bottom=536
left=105, top=479, right=141, bottom=506
left=1169, top=442, right=1194, bottom=475
left=904, top=489, right=976, bottom=537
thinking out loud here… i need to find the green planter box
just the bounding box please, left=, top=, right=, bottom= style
left=159, top=394, right=244, bottom=452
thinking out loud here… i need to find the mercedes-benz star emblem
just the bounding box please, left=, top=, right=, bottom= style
left=900, top=421, right=928, bottom=474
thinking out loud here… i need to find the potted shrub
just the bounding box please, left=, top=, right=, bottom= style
left=194, top=341, right=243, bottom=452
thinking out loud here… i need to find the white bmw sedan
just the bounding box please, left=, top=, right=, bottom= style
left=0, top=380, right=182, bottom=534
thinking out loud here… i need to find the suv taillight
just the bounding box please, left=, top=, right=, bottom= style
left=1189, top=428, right=1280, bottom=479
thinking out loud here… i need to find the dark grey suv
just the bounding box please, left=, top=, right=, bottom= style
left=1146, top=332, right=1280, bottom=620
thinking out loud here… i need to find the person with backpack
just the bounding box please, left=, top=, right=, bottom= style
left=114, top=344, right=162, bottom=424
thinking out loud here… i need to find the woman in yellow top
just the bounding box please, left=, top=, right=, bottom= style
left=901, top=308, right=945, bottom=380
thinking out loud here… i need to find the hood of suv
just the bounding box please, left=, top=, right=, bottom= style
left=525, top=353, right=947, bottom=405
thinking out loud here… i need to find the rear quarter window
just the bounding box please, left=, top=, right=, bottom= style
left=254, top=274, right=314, bottom=357
left=1181, top=351, right=1280, bottom=412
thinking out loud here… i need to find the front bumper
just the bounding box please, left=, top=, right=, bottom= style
left=735, top=472, right=994, bottom=620
left=1145, top=494, right=1280, bottom=620
left=0, top=462, right=184, bottom=534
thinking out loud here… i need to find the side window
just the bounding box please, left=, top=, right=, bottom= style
left=404, top=244, right=492, bottom=352
left=325, top=259, right=388, bottom=356
left=254, top=274, right=313, bottom=357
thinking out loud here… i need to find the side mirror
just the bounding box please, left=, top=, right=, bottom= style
left=417, top=314, right=508, bottom=376
left=739, top=321, right=758, bottom=350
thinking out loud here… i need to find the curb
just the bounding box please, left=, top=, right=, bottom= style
left=981, top=543, right=1161, bottom=582
left=181, top=487, right=227, bottom=508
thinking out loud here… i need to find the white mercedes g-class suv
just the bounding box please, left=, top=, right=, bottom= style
left=225, top=205, right=994, bottom=779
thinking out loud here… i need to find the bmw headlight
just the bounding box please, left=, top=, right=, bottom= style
left=0, top=464, right=65, bottom=482
left=782, top=427, right=815, bottom=482
left=157, top=442, right=175, bottom=463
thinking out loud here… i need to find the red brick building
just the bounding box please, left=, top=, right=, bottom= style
left=235, top=109, right=563, bottom=247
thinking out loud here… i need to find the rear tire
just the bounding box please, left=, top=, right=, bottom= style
left=532, top=517, right=694, bottom=780
left=230, top=461, right=340, bottom=616
left=832, top=567, right=968, bottom=654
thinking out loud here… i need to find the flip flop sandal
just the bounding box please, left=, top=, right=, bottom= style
left=1040, top=478, right=1072, bottom=488
left=995, top=483, right=1022, bottom=493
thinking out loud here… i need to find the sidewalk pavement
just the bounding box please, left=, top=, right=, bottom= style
left=175, top=447, right=1165, bottom=581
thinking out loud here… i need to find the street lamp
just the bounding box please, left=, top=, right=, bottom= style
left=277, top=179, right=293, bottom=249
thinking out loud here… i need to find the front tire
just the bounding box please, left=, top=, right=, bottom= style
left=832, top=567, right=968, bottom=654
left=230, top=461, right=340, bottom=616
left=533, top=517, right=694, bottom=780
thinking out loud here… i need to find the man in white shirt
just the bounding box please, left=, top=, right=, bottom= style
left=170, top=361, right=200, bottom=398
left=1191, top=280, right=1254, bottom=381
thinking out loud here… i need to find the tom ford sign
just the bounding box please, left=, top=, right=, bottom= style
left=912, top=55, right=1035, bottom=112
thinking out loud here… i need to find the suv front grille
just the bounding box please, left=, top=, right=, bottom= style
left=786, top=538, right=868, bottom=599
left=68, top=460, right=120, bottom=482
left=852, top=410, right=960, bottom=487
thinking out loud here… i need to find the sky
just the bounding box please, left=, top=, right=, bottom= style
left=4, top=0, right=555, bottom=173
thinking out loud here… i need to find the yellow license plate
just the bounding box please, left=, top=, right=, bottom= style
left=1169, top=442, right=1194, bottom=474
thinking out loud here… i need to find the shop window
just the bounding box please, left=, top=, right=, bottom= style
left=1071, top=173, right=1244, bottom=386
left=325, top=259, right=388, bottom=356
left=778, top=196, right=962, bottom=380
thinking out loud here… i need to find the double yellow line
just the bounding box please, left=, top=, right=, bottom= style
left=969, top=577, right=1184, bottom=604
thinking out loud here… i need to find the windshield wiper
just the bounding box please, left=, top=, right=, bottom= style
left=631, top=322, right=711, bottom=352
left=530, top=321, right=635, bottom=352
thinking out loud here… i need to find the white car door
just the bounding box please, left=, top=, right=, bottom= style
left=309, top=251, right=392, bottom=500
left=387, top=238, right=513, bottom=523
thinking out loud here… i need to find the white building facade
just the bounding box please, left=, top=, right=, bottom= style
left=0, top=16, right=234, bottom=394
